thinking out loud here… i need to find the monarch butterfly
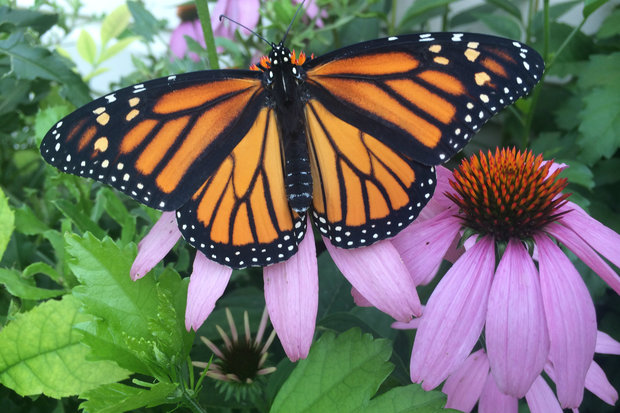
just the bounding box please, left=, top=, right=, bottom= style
left=40, top=22, right=544, bottom=269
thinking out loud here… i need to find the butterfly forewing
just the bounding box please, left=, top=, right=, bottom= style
left=304, top=32, right=544, bottom=166
left=176, top=107, right=306, bottom=269
left=40, top=70, right=264, bottom=211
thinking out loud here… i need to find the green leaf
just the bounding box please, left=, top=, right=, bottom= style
left=99, top=36, right=139, bottom=63
left=362, top=384, right=450, bottom=413
left=0, top=295, right=130, bottom=398
left=79, top=382, right=178, bottom=413
left=577, top=53, right=620, bottom=89
left=531, top=1, right=580, bottom=33
left=597, top=7, right=620, bottom=38
left=101, top=4, right=131, bottom=46
left=33, top=104, right=72, bottom=145
left=476, top=12, right=523, bottom=40
left=577, top=86, right=620, bottom=163
left=0, top=6, right=58, bottom=34
left=127, top=0, right=162, bottom=42
left=270, top=329, right=393, bottom=413
left=53, top=199, right=106, bottom=239
left=400, top=0, right=452, bottom=26
left=557, top=160, right=594, bottom=189
left=22, top=261, right=63, bottom=285
left=67, top=234, right=191, bottom=376
left=77, top=29, right=97, bottom=64
left=483, top=0, right=522, bottom=19
left=0, top=31, right=91, bottom=106
left=0, top=268, right=64, bottom=300
left=583, top=0, right=610, bottom=18
left=0, top=187, right=14, bottom=261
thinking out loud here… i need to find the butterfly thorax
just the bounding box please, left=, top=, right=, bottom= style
left=259, top=43, right=312, bottom=213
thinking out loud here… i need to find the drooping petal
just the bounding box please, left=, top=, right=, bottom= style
left=443, top=349, right=489, bottom=413
left=185, top=252, right=232, bottom=331
left=391, top=317, right=420, bottom=330
left=324, top=238, right=421, bottom=321
left=596, top=330, right=620, bottom=355
left=264, top=218, right=318, bottom=361
left=559, top=202, right=620, bottom=269
left=169, top=20, right=204, bottom=61
left=392, top=210, right=462, bottom=285
left=486, top=239, right=549, bottom=397
left=131, top=211, right=180, bottom=280
left=478, top=373, right=518, bottom=413
left=410, top=236, right=495, bottom=390
left=350, top=287, right=372, bottom=307
left=585, top=360, right=619, bottom=405
left=547, top=220, right=620, bottom=295
left=525, top=375, right=563, bottom=413
left=534, top=233, right=597, bottom=408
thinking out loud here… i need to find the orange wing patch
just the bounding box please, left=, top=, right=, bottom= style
left=306, top=99, right=433, bottom=248
left=176, top=108, right=305, bottom=268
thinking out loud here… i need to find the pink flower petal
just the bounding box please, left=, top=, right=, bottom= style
left=410, top=236, right=495, bottom=390
left=392, top=210, right=462, bottom=285
left=585, top=360, right=619, bottom=405
left=324, top=238, right=422, bottom=321
left=391, top=318, right=420, bottom=330
left=548, top=221, right=620, bottom=296
left=214, top=0, right=260, bottom=38
left=525, top=375, right=563, bottom=413
left=443, top=349, right=489, bottom=412
left=534, top=233, right=597, bottom=408
left=264, top=218, right=318, bottom=362
left=478, top=373, right=518, bottom=413
left=596, top=330, right=620, bottom=355
left=130, top=211, right=180, bottom=280
left=559, top=202, right=620, bottom=269
left=185, top=252, right=232, bottom=331
left=486, top=239, right=549, bottom=397
left=351, top=287, right=372, bottom=307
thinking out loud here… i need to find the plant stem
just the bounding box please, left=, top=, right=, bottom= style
left=195, top=0, right=220, bottom=70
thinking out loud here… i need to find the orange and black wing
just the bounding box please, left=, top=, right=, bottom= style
left=40, top=70, right=265, bottom=211
left=303, top=32, right=543, bottom=246
left=304, top=32, right=544, bottom=166
left=176, top=107, right=306, bottom=268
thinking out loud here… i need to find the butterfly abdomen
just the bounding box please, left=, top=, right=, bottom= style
left=284, top=134, right=313, bottom=212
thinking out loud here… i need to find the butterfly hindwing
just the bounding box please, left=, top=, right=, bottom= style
left=304, top=32, right=544, bottom=166
left=40, top=70, right=264, bottom=211
left=305, top=99, right=436, bottom=248
left=176, top=107, right=307, bottom=269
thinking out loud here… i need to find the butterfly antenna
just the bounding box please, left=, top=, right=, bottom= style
left=218, top=14, right=273, bottom=48
left=282, top=0, right=306, bottom=45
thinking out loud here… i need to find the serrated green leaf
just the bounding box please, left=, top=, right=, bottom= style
left=67, top=234, right=191, bottom=375
left=22, top=261, right=63, bottom=284
left=362, top=384, right=449, bottom=413
left=557, top=160, right=594, bottom=189
left=597, top=7, right=620, bottom=38
left=583, top=0, right=610, bottom=18
left=577, top=86, right=620, bottom=163
left=0, top=295, right=130, bottom=398
left=101, top=4, right=131, bottom=46
left=0, top=188, right=14, bottom=261
left=0, top=6, right=58, bottom=34
left=99, top=36, right=138, bottom=64
left=95, top=188, right=136, bottom=245
left=0, top=268, right=64, bottom=300
left=270, top=329, right=394, bottom=413
left=77, top=29, right=97, bottom=64
left=0, top=31, right=91, bottom=106
left=127, top=0, right=162, bottom=42
left=577, top=53, right=620, bottom=89
left=79, top=382, right=178, bottom=413
left=476, top=12, right=522, bottom=40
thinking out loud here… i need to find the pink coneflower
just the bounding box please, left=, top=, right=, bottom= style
left=393, top=148, right=620, bottom=409
left=193, top=307, right=276, bottom=401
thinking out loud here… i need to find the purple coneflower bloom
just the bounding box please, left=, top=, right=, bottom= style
left=394, top=148, right=620, bottom=409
